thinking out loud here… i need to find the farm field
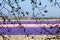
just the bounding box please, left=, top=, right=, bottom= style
left=0, top=19, right=60, bottom=40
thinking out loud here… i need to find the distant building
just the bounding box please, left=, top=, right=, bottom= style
left=0, top=17, right=2, bottom=20
left=21, top=16, right=31, bottom=20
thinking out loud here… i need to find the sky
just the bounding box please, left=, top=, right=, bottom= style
left=0, top=0, right=60, bottom=18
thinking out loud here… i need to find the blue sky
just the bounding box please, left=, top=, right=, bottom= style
left=0, top=0, right=60, bottom=18
left=19, top=0, right=60, bottom=17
